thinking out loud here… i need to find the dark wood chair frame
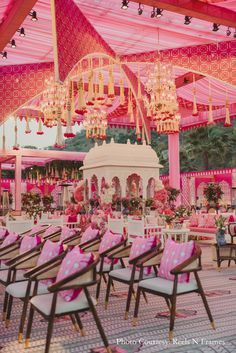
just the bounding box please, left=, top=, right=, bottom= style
left=214, top=222, right=236, bottom=270
left=2, top=229, right=83, bottom=335
left=96, top=239, right=127, bottom=300
left=132, top=244, right=215, bottom=341
left=24, top=255, right=112, bottom=353
left=105, top=242, right=162, bottom=320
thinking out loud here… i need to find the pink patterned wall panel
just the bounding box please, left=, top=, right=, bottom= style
left=121, top=41, right=236, bottom=86
left=55, top=0, right=115, bottom=82
left=0, top=62, right=54, bottom=122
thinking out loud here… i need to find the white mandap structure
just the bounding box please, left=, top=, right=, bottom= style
left=80, top=139, right=163, bottom=200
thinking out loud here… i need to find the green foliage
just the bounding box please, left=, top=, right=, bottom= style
left=203, top=182, right=223, bottom=204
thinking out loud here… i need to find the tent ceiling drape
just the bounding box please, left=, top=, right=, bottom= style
left=0, top=0, right=236, bottom=130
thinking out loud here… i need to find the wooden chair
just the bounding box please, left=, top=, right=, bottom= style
left=24, top=255, right=112, bottom=353
left=5, top=248, right=67, bottom=342
left=96, top=238, right=127, bottom=300
left=132, top=244, right=215, bottom=341
left=105, top=242, right=162, bottom=320
left=3, top=227, right=82, bottom=336
left=213, top=222, right=236, bottom=269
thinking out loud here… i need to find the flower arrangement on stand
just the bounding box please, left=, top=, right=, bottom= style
left=203, top=183, right=223, bottom=209
left=215, top=215, right=227, bottom=246
left=22, top=192, right=43, bottom=223
left=160, top=208, right=176, bottom=228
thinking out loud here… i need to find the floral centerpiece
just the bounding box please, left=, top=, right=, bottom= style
left=215, top=215, right=227, bottom=246
left=203, top=183, right=223, bottom=208
left=129, top=197, right=142, bottom=215
left=160, top=208, right=176, bottom=227
left=22, top=192, right=43, bottom=223
left=174, top=206, right=192, bottom=224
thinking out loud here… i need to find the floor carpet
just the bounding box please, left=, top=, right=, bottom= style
left=0, top=244, right=236, bottom=353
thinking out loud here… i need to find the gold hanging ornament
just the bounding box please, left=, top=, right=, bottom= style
left=36, top=117, right=44, bottom=135
left=25, top=116, right=31, bottom=134
left=54, top=107, right=65, bottom=149
left=86, top=60, right=94, bottom=106
left=13, top=116, right=20, bottom=150
left=224, top=91, right=232, bottom=127
left=207, top=81, right=214, bottom=125
left=64, top=81, right=75, bottom=138
left=192, top=74, right=198, bottom=116
left=107, top=61, right=115, bottom=99
left=135, top=111, right=141, bottom=141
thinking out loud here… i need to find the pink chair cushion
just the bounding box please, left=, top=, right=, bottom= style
left=99, top=230, right=123, bottom=254
left=19, top=235, right=42, bottom=254
left=129, top=236, right=157, bottom=275
left=44, top=226, right=61, bottom=237
left=189, top=227, right=216, bottom=234
left=159, top=239, right=195, bottom=283
left=27, top=225, right=46, bottom=236
left=37, top=240, right=63, bottom=267
left=0, top=232, right=19, bottom=248
left=205, top=215, right=216, bottom=228
left=60, top=226, right=76, bottom=242
left=80, top=226, right=99, bottom=244
left=0, top=228, right=8, bottom=240
left=189, top=214, right=198, bottom=227
left=198, top=215, right=207, bottom=228
left=129, top=236, right=157, bottom=261
left=56, top=247, right=93, bottom=302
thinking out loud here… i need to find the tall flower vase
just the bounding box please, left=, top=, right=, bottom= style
left=216, top=229, right=226, bottom=246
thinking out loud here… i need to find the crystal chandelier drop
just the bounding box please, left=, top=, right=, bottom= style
left=144, top=59, right=180, bottom=134
left=83, top=109, right=108, bottom=140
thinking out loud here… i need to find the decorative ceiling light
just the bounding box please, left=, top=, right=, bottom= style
left=138, top=3, right=143, bottom=15
left=83, top=110, right=108, bottom=140
left=226, top=27, right=231, bottom=36
left=40, top=77, right=67, bottom=130
left=212, top=23, right=220, bottom=32
left=29, top=10, right=38, bottom=21
left=17, top=27, right=25, bottom=37
left=184, top=16, right=192, bottom=25
left=156, top=8, right=163, bottom=18
left=1, top=51, right=7, bottom=59
left=10, top=39, right=16, bottom=48
left=150, top=7, right=155, bottom=18
left=144, top=57, right=180, bottom=134
left=121, top=0, right=129, bottom=10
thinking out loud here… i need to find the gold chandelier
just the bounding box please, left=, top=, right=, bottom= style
left=40, top=77, right=67, bottom=128
left=83, top=109, right=108, bottom=140
left=144, top=59, right=180, bottom=134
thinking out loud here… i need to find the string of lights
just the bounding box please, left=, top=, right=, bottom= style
left=1, top=10, right=38, bottom=60
left=121, top=2, right=236, bottom=38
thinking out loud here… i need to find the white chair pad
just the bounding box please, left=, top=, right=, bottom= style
left=6, top=281, right=48, bottom=298
left=138, top=277, right=198, bottom=295
left=96, top=262, right=123, bottom=273
left=109, top=268, right=155, bottom=282
left=0, top=269, right=25, bottom=284
left=30, top=292, right=97, bottom=316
